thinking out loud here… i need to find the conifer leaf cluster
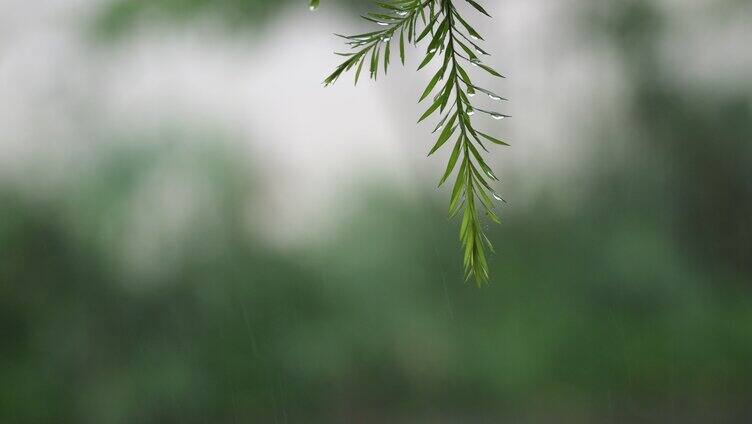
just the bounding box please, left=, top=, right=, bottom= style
left=321, top=0, right=510, bottom=285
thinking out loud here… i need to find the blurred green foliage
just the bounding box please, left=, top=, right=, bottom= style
left=1, top=137, right=751, bottom=422
left=94, top=0, right=368, bottom=38
left=590, top=0, right=752, bottom=276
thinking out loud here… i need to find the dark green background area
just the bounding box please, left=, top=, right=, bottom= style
left=3, top=0, right=752, bottom=422
left=2, top=146, right=751, bottom=422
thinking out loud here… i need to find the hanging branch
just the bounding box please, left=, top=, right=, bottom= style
left=323, top=0, right=510, bottom=285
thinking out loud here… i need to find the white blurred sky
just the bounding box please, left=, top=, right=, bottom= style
left=0, top=0, right=749, bottom=247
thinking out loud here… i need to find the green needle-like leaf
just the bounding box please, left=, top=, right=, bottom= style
left=428, top=113, right=458, bottom=155
left=322, top=0, right=510, bottom=285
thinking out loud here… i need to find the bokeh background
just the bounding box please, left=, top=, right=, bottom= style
left=2, top=0, right=751, bottom=422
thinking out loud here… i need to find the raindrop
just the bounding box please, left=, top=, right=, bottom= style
left=467, top=108, right=476, bottom=116
left=382, top=36, right=391, bottom=42
left=429, top=48, right=438, bottom=54
left=470, top=34, right=480, bottom=41
left=377, top=22, right=389, bottom=26
left=468, top=91, right=476, bottom=97
left=396, top=11, right=408, bottom=16
left=492, top=193, right=505, bottom=202
left=489, top=94, right=502, bottom=101
left=490, top=113, right=505, bottom=120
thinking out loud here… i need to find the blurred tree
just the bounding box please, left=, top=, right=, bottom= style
left=589, top=0, right=752, bottom=276
left=94, top=0, right=368, bottom=37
